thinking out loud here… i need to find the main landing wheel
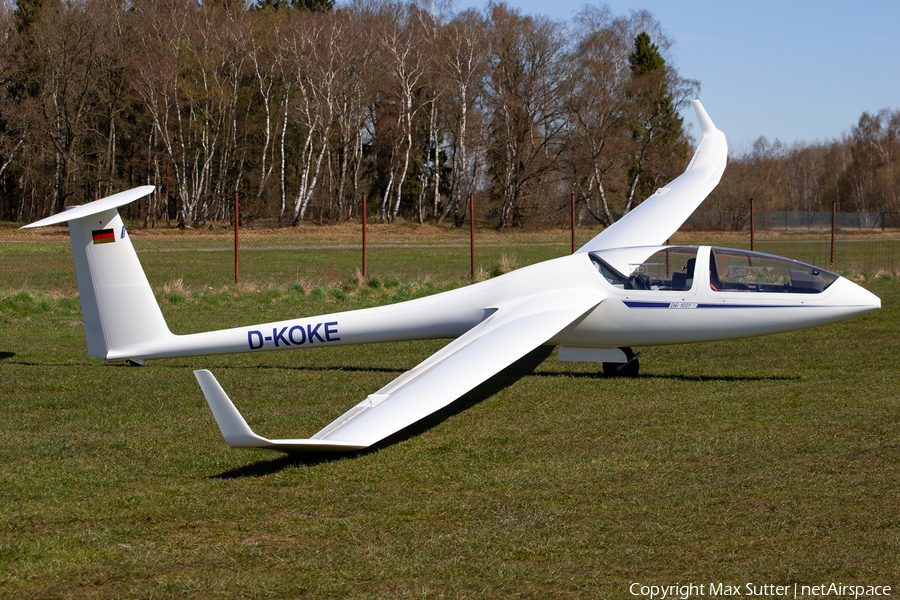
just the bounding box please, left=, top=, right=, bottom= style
left=603, top=347, right=640, bottom=378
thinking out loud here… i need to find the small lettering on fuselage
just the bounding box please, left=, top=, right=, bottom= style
left=248, top=321, right=340, bottom=350
left=668, top=302, right=698, bottom=309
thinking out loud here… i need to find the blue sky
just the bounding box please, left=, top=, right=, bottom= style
left=460, top=0, right=900, bottom=152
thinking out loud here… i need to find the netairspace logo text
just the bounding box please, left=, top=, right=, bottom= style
left=629, top=582, right=892, bottom=599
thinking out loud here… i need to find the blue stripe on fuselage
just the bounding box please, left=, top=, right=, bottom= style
left=623, top=301, right=804, bottom=309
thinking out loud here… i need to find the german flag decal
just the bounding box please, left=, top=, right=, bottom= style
left=92, top=229, right=115, bottom=245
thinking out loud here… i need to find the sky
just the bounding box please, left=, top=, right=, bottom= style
left=457, top=0, right=900, bottom=153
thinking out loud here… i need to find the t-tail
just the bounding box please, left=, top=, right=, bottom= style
left=21, top=187, right=175, bottom=364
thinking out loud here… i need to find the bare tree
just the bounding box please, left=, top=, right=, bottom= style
left=0, top=0, right=27, bottom=219
left=562, top=6, right=634, bottom=225
left=133, top=0, right=244, bottom=226
left=329, top=16, right=373, bottom=222
left=484, top=2, right=568, bottom=228
left=21, top=0, right=124, bottom=214
left=246, top=11, right=287, bottom=210
left=281, top=11, right=359, bottom=223
left=784, top=142, right=826, bottom=212
left=437, top=8, right=486, bottom=224
left=374, top=3, right=426, bottom=223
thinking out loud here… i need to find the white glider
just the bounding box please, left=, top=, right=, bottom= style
left=22, top=101, right=881, bottom=452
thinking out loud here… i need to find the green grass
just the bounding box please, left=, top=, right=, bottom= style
left=0, top=232, right=898, bottom=598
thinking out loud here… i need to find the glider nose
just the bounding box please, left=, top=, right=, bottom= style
left=833, top=276, right=881, bottom=315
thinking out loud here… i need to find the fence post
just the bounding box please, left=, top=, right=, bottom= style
left=831, top=201, right=836, bottom=269
left=234, top=191, right=239, bottom=284
left=571, top=191, right=575, bottom=254
left=362, top=192, right=367, bottom=277
left=470, top=193, right=475, bottom=279
left=750, top=197, right=755, bottom=251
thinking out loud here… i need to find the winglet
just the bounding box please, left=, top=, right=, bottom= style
left=195, top=370, right=269, bottom=447
left=193, top=370, right=367, bottom=452
left=692, top=99, right=716, bottom=135
left=684, top=99, right=728, bottom=173
left=575, top=99, right=727, bottom=252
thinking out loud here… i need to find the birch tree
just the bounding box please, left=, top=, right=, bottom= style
left=437, top=8, right=486, bottom=224
left=561, top=7, right=633, bottom=225
left=283, top=11, right=354, bottom=223
left=484, top=2, right=567, bottom=228
left=374, top=4, right=426, bottom=222
left=325, top=14, right=372, bottom=221
left=134, top=0, right=243, bottom=226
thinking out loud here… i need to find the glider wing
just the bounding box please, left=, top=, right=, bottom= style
left=576, top=100, right=727, bottom=252
left=196, top=287, right=606, bottom=451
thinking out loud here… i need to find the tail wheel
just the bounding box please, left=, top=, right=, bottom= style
left=603, top=347, right=640, bottom=378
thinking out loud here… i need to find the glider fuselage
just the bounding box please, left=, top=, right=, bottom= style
left=121, top=245, right=879, bottom=364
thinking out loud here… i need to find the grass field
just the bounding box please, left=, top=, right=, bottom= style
left=0, top=224, right=898, bottom=598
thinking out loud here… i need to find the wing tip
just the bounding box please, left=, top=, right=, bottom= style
left=692, top=99, right=715, bottom=134
left=193, top=369, right=367, bottom=452
left=686, top=99, right=728, bottom=173
left=194, top=369, right=269, bottom=448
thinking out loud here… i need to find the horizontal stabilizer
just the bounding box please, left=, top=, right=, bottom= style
left=20, top=186, right=155, bottom=229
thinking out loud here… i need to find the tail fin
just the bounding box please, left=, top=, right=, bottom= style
left=21, top=186, right=173, bottom=363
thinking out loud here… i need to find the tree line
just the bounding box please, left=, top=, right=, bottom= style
left=0, top=0, right=700, bottom=227
left=1, top=0, right=895, bottom=229
left=708, top=109, right=900, bottom=229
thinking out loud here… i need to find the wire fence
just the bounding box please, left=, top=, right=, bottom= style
left=5, top=217, right=899, bottom=296
left=684, top=210, right=893, bottom=231
left=136, top=223, right=900, bottom=291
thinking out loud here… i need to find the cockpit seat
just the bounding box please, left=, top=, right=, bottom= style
left=671, top=257, right=695, bottom=290
left=625, top=273, right=652, bottom=290
left=671, top=272, right=692, bottom=291
left=790, top=269, right=824, bottom=293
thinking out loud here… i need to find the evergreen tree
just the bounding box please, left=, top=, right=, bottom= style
left=629, top=32, right=664, bottom=77
left=252, top=0, right=334, bottom=12
left=14, top=0, right=51, bottom=34
left=624, top=31, right=689, bottom=210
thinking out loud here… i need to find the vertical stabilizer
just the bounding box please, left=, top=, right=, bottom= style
left=22, top=187, right=173, bottom=362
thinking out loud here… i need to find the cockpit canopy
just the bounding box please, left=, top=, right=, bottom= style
left=590, top=246, right=698, bottom=291
left=590, top=246, right=838, bottom=294
left=708, top=247, right=838, bottom=293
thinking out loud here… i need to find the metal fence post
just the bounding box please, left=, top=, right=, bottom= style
left=750, top=197, right=755, bottom=251
left=831, top=201, right=836, bottom=269
left=571, top=191, right=575, bottom=254
left=234, top=191, right=239, bottom=284
left=470, top=193, right=475, bottom=279
left=362, top=192, right=367, bottom=277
